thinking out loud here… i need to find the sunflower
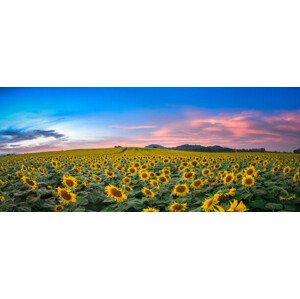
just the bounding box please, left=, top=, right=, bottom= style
left=233, top=163, right=240, bottom=171
left=191, top=179, right=204, bottom=189
left=51, top=160, right=59, bottom=169
left=202, top=168, right=211, bottom=176
left=22, top=176, right=38, bottom=189
left=227, top=200, right=248, bottom=212
left=271, top=166, right=280, bottom=173
left=143, top=207, right=159, bottom=212
left=133, top=162, right=141, bottom=168
left=54, top=204, right=64, bottom=212
left=38, top=167, right=47, bottom=174
left=139, top=171, right=150, bottom=181
left=105, top=185, right=127, bottom=202
left=0, top=195, right=5, bottom=202
left=168, top=202, right=187, bottom=212
left=0, top=179, right=6, bottom=186
left=62, top=175, right=78, bottom=189
left=228, top=187, right=236, bottom=196
left=242, top=175, right=255, bottom=188
left=94, top=176, right=102, bottom=183
left=150, top=180, right=160, bottom=189
left=122, top=185, right=133, bottom=192
left=157, top=175, right=169, bottom=184
left=245, top=166, right=256, bottom=176
left=122, top=176, right=131, bottom=185
left=72, top=166, right=81, bottom=174
left=128, top=167, right=137, bottom=174
left=182, top=171, right=195, bottom=181
left=172, top=184, right=189, bottom=196
left=223, top=172, right=235, bottom=185
left=279, top=195, right=296, bottom=201
left=293, top=172, right=299, bottom=183
left=201, top=197, right=219, bottom=212
left=105, top=169, right=115, bottom=178
left=142, top=187, right=155, bottom=198
left=214, top=163, right=222, bottom=170
left=178, top=165, right=186, bottom=171
left=236, top=172, right=243, bottom=179
left=57, top=187, right=76, bottom=204
left=283, top=166, right=292, bottom=175
left=16, top=171, right=23, bottom=178
left=206, top=177, right=218, bottom=184
left=161, top=167, right=171, bottom=175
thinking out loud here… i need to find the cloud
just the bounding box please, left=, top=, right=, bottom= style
left=146, top=110, right=300, bottom=151
left=0, top=128, right=66, bottom=152
left=0, top=128, right=65, bottom=143
left=1, top=109, right=300, bottom=154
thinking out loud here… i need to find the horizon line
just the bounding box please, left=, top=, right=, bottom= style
left=0, top=144, right=297, bottom=156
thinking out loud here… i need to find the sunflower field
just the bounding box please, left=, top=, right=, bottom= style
left=0, top=147, right=299, bottom=212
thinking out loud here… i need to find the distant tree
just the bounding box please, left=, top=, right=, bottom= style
left=294, top=148, right=300, bottom=154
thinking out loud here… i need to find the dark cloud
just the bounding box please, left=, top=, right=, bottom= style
left=0, top=128, right=64, bottom=142
left=0, top=128, right=65, bottom=151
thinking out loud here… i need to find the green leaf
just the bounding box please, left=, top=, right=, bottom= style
left=77, top=196, right=89, bottom=206
left=74, top=207, right=86, bottom=212
left=249, top=198, right=266, bottom=210
left=265, top=202, right=283, bottom=211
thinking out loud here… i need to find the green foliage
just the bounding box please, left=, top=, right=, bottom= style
left=0, top=148, right=299, bottom=212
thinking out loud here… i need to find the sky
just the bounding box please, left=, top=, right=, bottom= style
left=0, top=87, right=300, bottom=154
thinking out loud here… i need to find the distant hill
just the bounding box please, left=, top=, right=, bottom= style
left=294, top=148, right=300, bottom=154
left=145, top=144, right=166, bottom=149
left=145, top=144, right=266, bottom=153
left=173, top=144, right=235, bottom=152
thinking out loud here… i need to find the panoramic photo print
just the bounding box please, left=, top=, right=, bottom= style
left=0, top=87, right=299, bottom=212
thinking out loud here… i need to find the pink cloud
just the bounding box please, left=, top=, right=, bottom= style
left=2, top=109, right=300, bottom=154
left=146, top=110, right=300, bottom=151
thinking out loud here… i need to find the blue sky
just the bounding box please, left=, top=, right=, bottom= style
left=1, top=88, right=300, bottom=153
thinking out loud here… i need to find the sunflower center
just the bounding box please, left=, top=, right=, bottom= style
left=245, top=178, right=253, bottom=185
left=173, top=204, right=183, bottom=211
left=26, top=179, right=35, bottom=186
left=61, top=190, right=72, bottom=201
left=226, top=176, right=232, bottom=182
left=176, top=186, right=186, bottom=193
left=66, top=179, right=74, bottom=187
left=111, top=188, right=122, bottom=198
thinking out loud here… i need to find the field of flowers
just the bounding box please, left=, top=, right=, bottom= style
left=0, top=147, right=299, bottom=212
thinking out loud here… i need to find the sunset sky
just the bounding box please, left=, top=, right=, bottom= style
left=0, top=87, right=300, bottom=154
